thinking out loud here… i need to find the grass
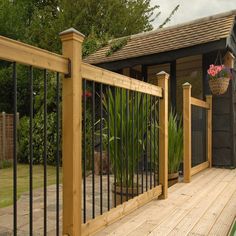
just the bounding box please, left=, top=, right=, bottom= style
left=0, top=164, right=62, bottom=208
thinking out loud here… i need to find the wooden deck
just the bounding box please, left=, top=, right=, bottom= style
left=94, top=168, right=236, bottom=236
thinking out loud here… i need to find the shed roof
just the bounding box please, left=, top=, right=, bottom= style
left=84, top=10, right=236, bottom=65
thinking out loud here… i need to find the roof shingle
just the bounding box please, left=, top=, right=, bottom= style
left=84, top=10, right=236, bottom=65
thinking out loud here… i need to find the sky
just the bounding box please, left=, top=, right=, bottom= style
left=151, top=0, right=236, bottom=28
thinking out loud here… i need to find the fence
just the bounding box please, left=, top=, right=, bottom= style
left=0, top=113, right=14, bottom=163
left=183, top=82, right=212, bottom=183
left=0, top=28, right=169, bottom=236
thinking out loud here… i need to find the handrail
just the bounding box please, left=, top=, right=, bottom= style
left=81, top=62, right=163, bottom=97
left=191, top=97, right=210, bottom=109
left=0, top=35, right=69, bottom=74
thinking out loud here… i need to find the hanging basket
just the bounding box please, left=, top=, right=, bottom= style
left=208, top=77, right=230, bottom=95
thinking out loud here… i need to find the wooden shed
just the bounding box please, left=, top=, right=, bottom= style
left=85, top=10, right=236, bottom=168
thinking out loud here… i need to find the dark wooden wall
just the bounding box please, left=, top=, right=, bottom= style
left=203, top=52, right=236, bottom=168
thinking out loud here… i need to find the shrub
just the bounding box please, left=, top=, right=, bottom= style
left=18, top=112, right=61, bottom=165
left=0, top=159, right=12, bottom=169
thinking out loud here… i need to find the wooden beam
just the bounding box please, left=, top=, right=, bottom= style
left=191, top=161, right=209, bottom=176
left=191, top=97, right=210, bottom=109
left=122, top=67, right=130, bottom=76
left=60, top=28, right=85, bottom=236
left=158, top=71, right=169, bottom=199
left=206, top=95, right=212, bottom=168
left=81, top=62, right=163, bottom=97
left=81, top=185, right=162, bottom=236
left=0, top=35, right=69, bottom=74
left=183, top=83, right=192, bottom=183
left=224, top=51, right=235, bottom=68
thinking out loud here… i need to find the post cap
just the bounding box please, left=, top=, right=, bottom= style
left=60, top=28, right=85, bottom=43
left=156, top=71, right=169, bottom=79
left=182, top=82, right=192, bottom=88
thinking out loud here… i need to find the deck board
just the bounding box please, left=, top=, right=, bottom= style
left=94, top=168, right=236, bottom=236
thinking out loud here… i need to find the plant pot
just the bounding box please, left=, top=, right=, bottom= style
left=112, top=184, right=142, bottom=206
left=168, top=172, right=179, bottom=187
left=94, top=151, right=110, bottom=175
left=208, top=77, right=230, bottom=95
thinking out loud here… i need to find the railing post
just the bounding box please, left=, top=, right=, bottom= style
left=183, top=82, right=192, bottom=183
left=206, top=95, right=212, bottom=168
left=157, top=71, right=169, bottom=199
left=60, top=28, right=85, bottom=236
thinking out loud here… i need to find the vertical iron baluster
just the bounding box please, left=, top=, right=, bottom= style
left=150, top=96, right=152, bottom=189
left=114, top=89, right=117, bottom=207
left=13, top=62, right=17, bottom=236
left=146, top=94, right=148, bottom=191
left=56, top=72, right=60, bottom=236
left=120, top=88, right=123, bottom=204
left=92, top=82, right=95, bottom=218
left=132, top=91, right=134, bottom=198
left=136, top=92, right=139, bottom=195
left=100, top=84, right=103, bottom=214
left=126, top=90, right=128, bottom=201
left=107, top=85, right=110, bottom=211
left=141, top=94, right=144, bottom=193
left=154, top=96, right=156, bottom=187
left=83, top=79, right=86, bottom=223
left=158, top=99, right=160, bottom=185
left=29, top=66, right=33, bottom=235
left=43, top=69, right=47, bottom=235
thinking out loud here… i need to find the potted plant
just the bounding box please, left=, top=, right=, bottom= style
left=102, top=88, right=158, bottom=205
left=208, top=64, right=232, bottom=95
left=168, top=110, right=183, bottom=187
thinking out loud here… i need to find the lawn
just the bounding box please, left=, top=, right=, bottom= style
left=0, top=164, right=62, bottom=208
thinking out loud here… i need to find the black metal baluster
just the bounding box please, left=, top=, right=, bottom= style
left=126, top=90, right=129, bottom=201
left=120, top=88, right=123, bottom=204
left=146, top=94, right=148, bottom=191
left=150, top=96, right=152, bottom=189
left=92, top=81, right=95, bottom=218
left=114, top=89, right=117, bottom=207
left=56, top=72, right=60, bottom=236
left=29, top=66, right=33, bottom=235
left=154, top=96, right=156, bottom=187
left=83, top=79, right=86, bottom=223
left=141, top=94, right=144, bottom=193
left=132, top=91, right=134, bottom=198
left=136, top=92, right=139, bottom=195
left=13, top=62, right=17, bottom=236
left=157, top=99, right=160, bottom=185
left=107, top=85, right=110, bottom=211
left=43, top=69, right=47, bottom=235
left=100, top=84, right=103, bottom=214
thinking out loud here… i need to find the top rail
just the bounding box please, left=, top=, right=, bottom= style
left=0, top=35, right=69, bottom=74
left=191, top=97, right=210, bottom=109
left=81, top=63, right=163, bottom=97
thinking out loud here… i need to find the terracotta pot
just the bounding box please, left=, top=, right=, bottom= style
left=112, top=184, right=142, bottom=206
left=168, top=172, right=179, bottom=187
left=208, top=77, right=230, bottom=95
left=94, top=151, right=110, bottom=175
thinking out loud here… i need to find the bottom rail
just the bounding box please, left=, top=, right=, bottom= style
left=82, top=185, right=162, bottom=236
left=191, top=161, right=209, bottom=176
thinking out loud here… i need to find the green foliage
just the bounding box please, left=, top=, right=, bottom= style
left=106, top=37, right=130, bottom=57
left=0, top=159, right=12, bottom=169
left=168, top=110, right=183, bottom=174
left=102, top=88, right=158, bottom=187
left=18, top=112, right=60, bottom=165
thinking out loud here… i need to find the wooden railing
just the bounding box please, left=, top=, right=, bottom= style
left=183, top=82, right=212, bottom=183
left=0, top=28, right=169, bottom=236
